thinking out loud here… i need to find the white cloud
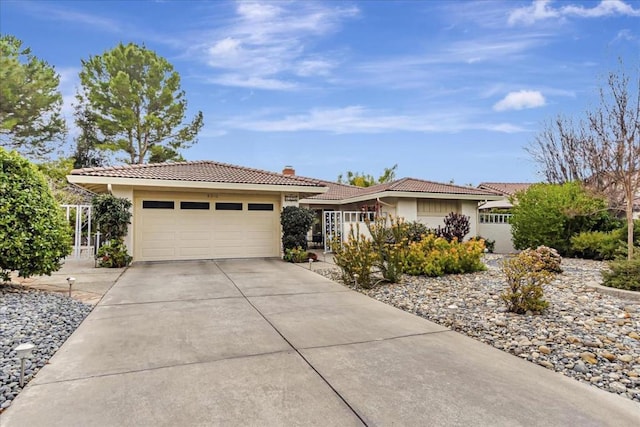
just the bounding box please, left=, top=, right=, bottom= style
left=493, top=90, right=546, bottom=111
left=509, top=0, right=640, bottom=26
left=208, top=74, right=297, bottom=91
left=199, top=0, right=358, bottom=89
left=221, top=106, right=526, bottom=134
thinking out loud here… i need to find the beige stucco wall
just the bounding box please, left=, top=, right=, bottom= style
left=395, top=198, right=417, bottom=221
left=477, top=223, right=517, bottom=253
left=461, top=200, right=479, bottom=239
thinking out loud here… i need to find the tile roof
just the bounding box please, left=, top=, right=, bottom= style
left=70, top=161, right=324, bottom=187
left=359, top=178, right=501, bottom=197
left=304, top=179, right=367, bottom=200
left=477, top=182, right=534, bottom=196
left=306, top=177, right=499, bottom=200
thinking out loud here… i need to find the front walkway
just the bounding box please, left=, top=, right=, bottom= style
left=2, top=260, right=638, bottom=426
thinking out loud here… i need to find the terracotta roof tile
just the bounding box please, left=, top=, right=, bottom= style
left=306, top=177, right=499, bottom=200
left=304, top=180, right=366, bottom=200
left=359, top=178, right=500, bottom=197
left=70, top=161, right=324, bottom=187
left=477, top=182, right=534, bottom=196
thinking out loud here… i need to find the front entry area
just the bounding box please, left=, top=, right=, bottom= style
left=134, top=191, right=281, bottom=261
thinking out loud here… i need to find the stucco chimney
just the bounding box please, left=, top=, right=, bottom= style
left=282, top=165, right=295, bottom=176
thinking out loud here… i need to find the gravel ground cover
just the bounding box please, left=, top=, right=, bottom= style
left=316, top=255, right=640, bottom=403
left=0, top=285, right=92, bottom=412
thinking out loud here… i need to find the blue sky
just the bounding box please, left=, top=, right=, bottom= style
left=1, top=0, right=639, bottom=185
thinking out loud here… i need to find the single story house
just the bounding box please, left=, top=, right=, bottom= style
left=68, top=162, right=502, bottom=262
left=299, top=176, right=503, bottom=251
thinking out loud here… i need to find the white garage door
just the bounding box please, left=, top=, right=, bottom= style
left=134, top=192, right=280, bottom=261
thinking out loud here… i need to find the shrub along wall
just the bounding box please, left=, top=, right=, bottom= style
left=332, top=216, right=486, bottom=289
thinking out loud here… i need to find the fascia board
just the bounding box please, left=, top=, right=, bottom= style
left=66, top=175, right=328, bottom=194
left=306, top=191, right=504, bottom=205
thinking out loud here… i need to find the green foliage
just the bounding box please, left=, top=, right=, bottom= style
left=148, top=145, right=185, bottom=163
left=92, top=194, right=132, bottom=241
left=77, top=42, right=203, bottom=164
left=601, top=254, right=640, bottom=291
left=280, top=206, right=315, bottom=251
left=337, top=164, right=397, bottom=187
left=36, top=157, right=89, bottom=204
left=402, top=234, right=486, bottom=277
left=0, top=35, right=66, bottom=158
left=510, top=182, right=609, bottom=256
left=72, top=104, right=107, bottom=169
left=570, top=221, right=638, bottom=260
left=366, top=216, right=407, bottom=283
left=500, top=251, right=557, bottom=314
left=0, top=148, right=72, bottom=281
left=283, top=247, right=311, bottom=263
left=472, top=236, right=495, bottom=253
left=96, top=238, right=132, bottom=268
left=571, top=231, right=621, bottom=260
left=434, top=212, right=471, bottom=242
left=331, top=225, right=378, bottom=288
left=404, top=220, right=430, bottom=242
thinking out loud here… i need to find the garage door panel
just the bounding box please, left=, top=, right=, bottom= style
left=141, top=247, right=176, bottom=258
left=136, top=195, right=279, bottom=261
left=179, top=247, right=211, bottom=257
left=142, top=231, right=176, bottom=241
left=178, top=231, right=212, bottom=241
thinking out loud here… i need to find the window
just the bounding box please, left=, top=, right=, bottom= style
left=248, top=203, right=274, bottom=211
left=215, top=202, right=243, bottom=211
left=417, top=200, right=459, bottom=215
left=142, top=200, right=174, bottom=209
left=180, top=201, right=210, bottom=210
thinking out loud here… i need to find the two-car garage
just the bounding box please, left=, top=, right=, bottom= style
left=67, top=161, right=326, bottom=262
left=134, top=191, right=281, bottom=261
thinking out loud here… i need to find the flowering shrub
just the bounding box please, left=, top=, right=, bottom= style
left=366, top=216, right=407, bottom=283
left=96, top=239, right=132, bottom=268
left=501, top=251, right=556, bottom=314
left=522, top=246, right=562, bottom=273
left=331, top=224, right=378, bottom=288
left=402, top=235, right=486, bottom=277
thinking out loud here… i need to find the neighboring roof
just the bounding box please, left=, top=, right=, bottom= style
left=478, top=182, right=534, bottom=196
left=304, top=179, right=367, bottom=201
left=479, top=200, right=514, bottom=210
left=305, top=177, right=500, bottom=202
left=363, top=178, right=500, bottom=196
left=70, top=161, right=324, bottom=187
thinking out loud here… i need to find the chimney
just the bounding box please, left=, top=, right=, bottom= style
left=282, top=165, right=295, bottom=176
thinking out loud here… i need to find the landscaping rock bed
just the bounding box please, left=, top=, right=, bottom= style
left=316, top=254, right=640, bottom=403
left=0, top=285, right=92, bottom=412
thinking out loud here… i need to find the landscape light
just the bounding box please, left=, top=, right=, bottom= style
left=67, top=276, right=76, bottom=297
left=15, top=343, right=35, bottom=387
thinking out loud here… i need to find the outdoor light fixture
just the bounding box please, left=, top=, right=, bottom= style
left=15, top=343, right=35, bottom=387
left=67, top=276, right=76, bottom=297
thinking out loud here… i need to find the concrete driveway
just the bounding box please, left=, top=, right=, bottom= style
left=2, top=260, right=638, bottom=426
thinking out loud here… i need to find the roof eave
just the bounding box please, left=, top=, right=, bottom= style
left=302, top=190, right=503, bottom=205
left=66, top=175, right=328, bottom=195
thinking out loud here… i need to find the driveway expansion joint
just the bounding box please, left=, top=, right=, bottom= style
left=28, top=349, right=297, bottom=387
left=298, top=329, right=453, bottom=351
left=216, top=261, right=370, bottom=427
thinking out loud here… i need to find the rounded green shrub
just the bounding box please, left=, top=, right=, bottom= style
left=601, top=254, right=640, bottom=291
left=280, top=206, right=315, bottom=251
left=0, top=148, right=72, bottom=281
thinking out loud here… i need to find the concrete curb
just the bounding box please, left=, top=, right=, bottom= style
left=586, top=282, right=640, bottom=301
